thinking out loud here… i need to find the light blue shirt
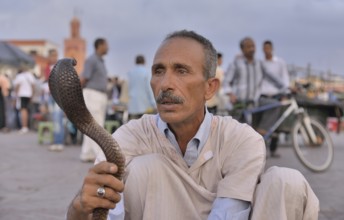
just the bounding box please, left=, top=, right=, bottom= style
left=156, top=108, right=251, bottom=220
left=261, top=56, right=290, bottom=96
left=127, top=64, right=156, bottom=114
left=157, top=107, right=211, bottom=167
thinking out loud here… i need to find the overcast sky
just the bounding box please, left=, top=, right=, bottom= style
left=0, top=0, right=343, bottom=78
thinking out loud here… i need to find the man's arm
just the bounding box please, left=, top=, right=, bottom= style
left=212, top=123, right=266, bottom=220
left=80, top=58, right=93, bottom=87
left=30, top=75, right=35, bottom=100
left=222, top=61, right=239, bottom=104
left=280, top=59, right=290, bottom=91
left=222, top=63, right=234, bottom=96
left=261, top=61, right=285, bottom=90
left=14, top=84, right=20, bottom=97
left=66, top=162, right=124, bottom=220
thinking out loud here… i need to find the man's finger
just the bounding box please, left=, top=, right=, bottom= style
left=95, top=174, right=124, bottom=193
left=92, top=186, right=122, bottom=203
left=89, top=161, right=118, bottom=175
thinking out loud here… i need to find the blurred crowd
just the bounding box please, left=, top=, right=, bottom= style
left=0, top=36, right=339, bottom=159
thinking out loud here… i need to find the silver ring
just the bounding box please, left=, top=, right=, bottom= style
left=97, top=187, right=106, bottom=198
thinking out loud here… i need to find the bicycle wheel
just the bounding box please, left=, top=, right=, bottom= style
left=292, top=118, right=334, bottom=172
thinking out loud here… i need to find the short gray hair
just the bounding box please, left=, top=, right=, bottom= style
left=164, top=30, right=217, bottom=79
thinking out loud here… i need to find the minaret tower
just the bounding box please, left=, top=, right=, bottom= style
left=64, top=17, right=86, bottom=74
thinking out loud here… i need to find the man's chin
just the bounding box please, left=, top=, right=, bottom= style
left=158, top=112, right=179, bottom=123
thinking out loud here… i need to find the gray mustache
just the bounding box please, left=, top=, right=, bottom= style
left=156, top=91, right=184, bottom=104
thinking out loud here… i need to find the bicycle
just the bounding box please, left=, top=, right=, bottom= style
left=230, top=97, right=334, bottom=172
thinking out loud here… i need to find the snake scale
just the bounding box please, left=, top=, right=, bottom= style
left=48, top=58, right=125, bottom=220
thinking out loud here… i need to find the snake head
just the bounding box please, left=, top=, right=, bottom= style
left=48, top=58, right=92, bottom=126
left=71, top=58, right=77, bottom=66
left=59, top=58, right=77, bottom=67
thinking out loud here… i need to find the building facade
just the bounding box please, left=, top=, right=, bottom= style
left=6, top=40, right=59, bottom=77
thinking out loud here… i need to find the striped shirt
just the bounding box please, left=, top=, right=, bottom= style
left=222, top=56, right=264, bottom=102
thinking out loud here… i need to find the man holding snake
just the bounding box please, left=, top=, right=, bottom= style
left=67, top=30, right=319, bottom=220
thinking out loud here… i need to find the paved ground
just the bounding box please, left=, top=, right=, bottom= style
left=0, top=130, right=343, bottom=220
left=0, top=132, right=91, bottom=220
left=267, top=133, right=344, bottom=220
left=265, top=132, right=344, bottom=220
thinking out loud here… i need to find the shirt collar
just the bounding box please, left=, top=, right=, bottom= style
left=265, top=56, right=278, bottom=62
left=94, top=53, right=104, bottom=62
left=156, top=107, right=212, bottom=152
left=234, top=55, right=257, bottom=66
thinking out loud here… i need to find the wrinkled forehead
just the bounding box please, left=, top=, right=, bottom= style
left=153, top=37, right=205, bottom=65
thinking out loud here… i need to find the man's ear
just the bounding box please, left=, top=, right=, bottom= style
left=205, top=77, right=220, bottom=101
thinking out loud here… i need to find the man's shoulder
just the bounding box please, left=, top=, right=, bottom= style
left=128, top=66, right=150, bottom=80
left=27, top=72, right=35, bottom=80
left=231, top=56, right=244, bottom=65
left=214, top=115, right=262, bottom=139
left=135, top=65, right=149, bottom=75
left=86, top=53, right=99, bottom=63
left=14, top=74, right=23, bottom=80
left=214, top=115, right=243, bottom=130
left=116, top=115, right=157, bottom=134
left=88, top=53, right=97, bottom=58
left=113, top=115, right=159, bottom=147
left=15, top=72, right=32, bottom=81
left=271, top=56, right=286, bottom=64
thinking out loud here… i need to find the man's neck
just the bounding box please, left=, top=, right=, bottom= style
left=96, top=51, right=103, bottom=57
left=170, top=124, right=197, bottom=155
left=265, top=54, right=273, bottom=60
left=168, top=115, right=204, bottom=155
left=245, top=56, right=254, bottom=63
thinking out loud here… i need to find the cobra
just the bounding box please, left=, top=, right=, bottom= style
left=48, top=58, right=125, bottom=220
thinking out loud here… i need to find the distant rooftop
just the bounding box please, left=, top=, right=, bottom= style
left=6, top=39, right=58, bottom=47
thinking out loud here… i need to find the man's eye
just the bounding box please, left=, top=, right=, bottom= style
left=154, top=68, right=164, bottom=75
left=177, top=68, right=187, bottom=74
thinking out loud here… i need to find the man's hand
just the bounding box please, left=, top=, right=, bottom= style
left=67, top=161, right=124, bottom=220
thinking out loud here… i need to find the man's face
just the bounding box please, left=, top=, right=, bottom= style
left=242, top=39, right=255, bottom=60
left=151, top=38, right=214, bottom=125
left=263, top=43, right=273, bottom=57
left=100, top=41, right=109, bottom=55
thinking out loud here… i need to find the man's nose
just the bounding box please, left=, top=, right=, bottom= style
left=160, top=71, right=175, bottom=91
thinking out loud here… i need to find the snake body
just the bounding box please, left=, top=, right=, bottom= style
left=48, top=58, right=125, bottom=220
